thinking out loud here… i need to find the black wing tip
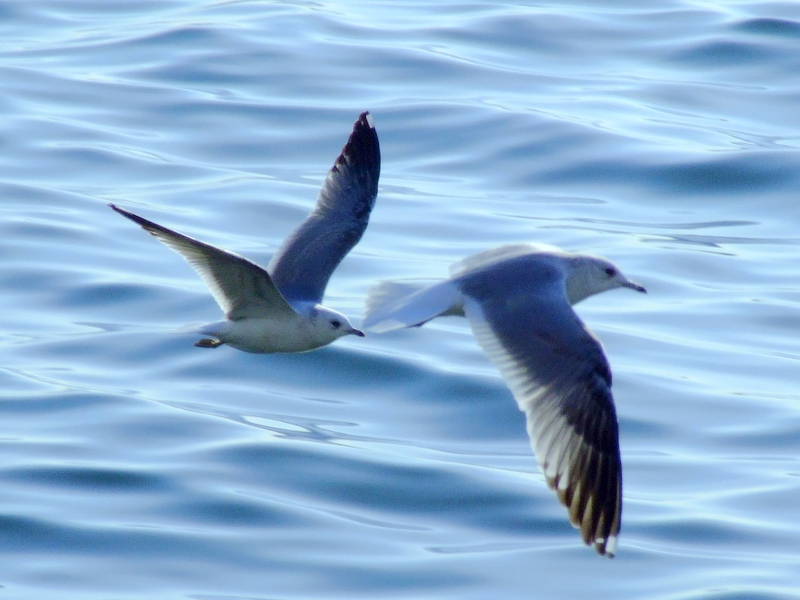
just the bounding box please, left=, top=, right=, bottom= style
left=109, top=203, right=147, bottom=227
left=572, top=481, right=621, bottom=558
left=595, top=544, right=616, bottom=558
left=357, top=111, right=375, bottom=130
left=590, top=530, right=618, bottom=558
left=109, top=203, right=171, bottom=238
left=354, top=111, right=377, bottom=143
left=550, top=447, right=621, bottom=558
left=340, top=110, right=381, bottom=170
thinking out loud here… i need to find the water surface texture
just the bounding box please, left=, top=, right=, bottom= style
left=1, top=1, right=799, bottom=599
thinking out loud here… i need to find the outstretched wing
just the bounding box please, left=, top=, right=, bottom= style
left=269, top=112, right=381, bottom=303
left=458, top=259, right=622, bottom=557
left=362, top=279, right=462, bottom=333
left=110, top=204, right=297, bottom=321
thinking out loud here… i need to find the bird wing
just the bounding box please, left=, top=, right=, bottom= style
left=268, top=111, right=380, bottom=304
left=458, top=261, right=622, bottom=557
left=450, top=243, right=549, bottom=277
left=362, top=279, right=462, bottom=333
left=110, top=204, right=297, bottom=321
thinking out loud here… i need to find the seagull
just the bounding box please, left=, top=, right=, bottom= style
left=362, top=243, right=646, bottom=557
left=110, top=111, right=380, bottom=353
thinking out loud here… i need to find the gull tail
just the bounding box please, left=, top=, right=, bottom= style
left=363, top=280, right=461, bottom=333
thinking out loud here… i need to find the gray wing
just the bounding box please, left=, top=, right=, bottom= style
left=110, top=204, right=297, bottom=321
left=268, top=112, right=380, bottom=303
left=450, top=243, right=546, bottom=278
left=458, top=261, right=622, bottom=558
left=362, top=279, right=462, bottom=333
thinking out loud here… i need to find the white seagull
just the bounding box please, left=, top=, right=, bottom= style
left=363, top=243, right=646, bottom=557
left=111, top=111, right=380, bottom=353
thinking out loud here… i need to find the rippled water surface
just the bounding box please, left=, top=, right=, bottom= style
left=1, top=1, right=799, bottom=599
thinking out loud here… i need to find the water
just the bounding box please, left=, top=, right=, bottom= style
left=1, top=1, right=799, bottom=598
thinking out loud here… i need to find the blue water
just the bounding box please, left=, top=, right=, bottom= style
left=1, top=1, right=799, bottom=598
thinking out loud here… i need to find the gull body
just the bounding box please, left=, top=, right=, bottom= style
left=197, top=304, right=356, bottom=354
left=363, top=243, right=646, bottom=557
left=111, top=111, right=380, bottom=353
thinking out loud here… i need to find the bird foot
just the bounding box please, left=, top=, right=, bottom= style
left=195, top=338, right=223, bottom=348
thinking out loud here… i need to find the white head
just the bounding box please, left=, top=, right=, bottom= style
left=310, top=305, right=365, bottom=344
left=565, top=255, right=646, bottom=305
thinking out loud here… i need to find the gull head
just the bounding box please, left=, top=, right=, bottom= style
left=565, top=255, right=646, bottom=305
left=311, top=306, right=365, bottom=343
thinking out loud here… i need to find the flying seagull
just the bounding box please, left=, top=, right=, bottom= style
left=363, top=243, right=646, bottom=557
left=110, top=111, right=380, bottom=353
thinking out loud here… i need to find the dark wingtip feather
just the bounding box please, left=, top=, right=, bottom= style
left=109, top=203, right=172, bottom=238
left=109, top=203, right=150, bottom=229
left=334, top=111, right=381, bottom=189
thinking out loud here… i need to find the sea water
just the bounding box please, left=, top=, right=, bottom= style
left=1, top=1, right=799, bottom=598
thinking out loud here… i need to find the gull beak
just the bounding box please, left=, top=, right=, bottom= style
left=623, top=280, right=647, bottom=293
left=351, top=328, right=366, bottom=337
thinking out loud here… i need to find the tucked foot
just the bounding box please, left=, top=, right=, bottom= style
left=195, top=338, right=223, bottom=348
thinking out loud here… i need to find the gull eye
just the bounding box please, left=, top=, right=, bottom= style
left=604, top=267, right=616, bottom=277
left=331, top=320, right=342, bottom=328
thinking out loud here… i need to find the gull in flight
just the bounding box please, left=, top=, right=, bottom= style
left=111, top=111, right=380, bottom=353
left=363, top=243, right=646, bottom=557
